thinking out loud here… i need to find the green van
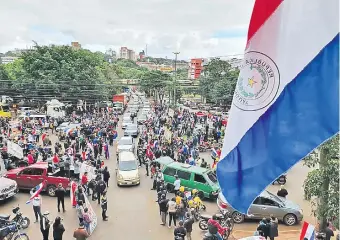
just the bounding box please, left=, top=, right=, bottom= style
left=155, top=157, right=220, bottom=199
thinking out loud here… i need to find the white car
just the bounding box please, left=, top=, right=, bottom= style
left=122, top=117, right=133, bottom=129
left=117, top=136, right=135, bottom=154
left=116, top=151, right=140, bottom=186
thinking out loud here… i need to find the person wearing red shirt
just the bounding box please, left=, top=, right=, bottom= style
left=81, top=172, right=89, bottom=196
left=208, top=215, right=229, bottom=239
left=52, top=153, right=59, bottom=164
left=216, top=148, right=221, bottom=158
left=41, top=132, right=47, bottom=142
left=27, top=153, right=34, bottom=165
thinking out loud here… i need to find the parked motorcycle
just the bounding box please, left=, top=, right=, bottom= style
left=199, top=210, right=234, bottom=232
left=0, top=206, right=30, bottom=229
left=272, top=174, right=287, bottom=185
left=0, top=222, right=30, bottom=240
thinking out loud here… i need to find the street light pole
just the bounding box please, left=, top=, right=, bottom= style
left=173, top=52, right=180, bottom=106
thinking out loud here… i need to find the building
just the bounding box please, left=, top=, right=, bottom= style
left=71, top=42, right=81, bottom=49
left=188, top=58, right=205, bottom=79
left=119, top=47, right=136, bottom=61
left=228, top=58, right=243, bottom=69
left=1, top=56, right=18, bottom=64
left=139, top=50, right=145, bottom=60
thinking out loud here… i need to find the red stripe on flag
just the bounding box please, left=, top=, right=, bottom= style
left=247, top=0, right=283, bottom=45
left=299, top=221, right=309, bottom=240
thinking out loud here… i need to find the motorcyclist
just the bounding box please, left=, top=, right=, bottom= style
left=207, top=214, right=228, bottom=240
left=192, top=189, right=204, bottom=210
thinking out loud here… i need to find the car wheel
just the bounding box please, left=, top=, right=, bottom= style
left=283, top=213, right=297, bottom=226
left=232, top=212, right=245, bottom=224
left=47, top=185, right=56, bottom=197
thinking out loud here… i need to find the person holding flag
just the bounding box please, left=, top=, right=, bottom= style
left=27, top=182, right=44, bottom=223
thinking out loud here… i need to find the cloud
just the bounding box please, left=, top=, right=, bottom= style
left=0, top=0, right=255, bottom=59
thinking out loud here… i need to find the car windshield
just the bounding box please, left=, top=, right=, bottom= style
left=119, top=138, right=132, bottom=145
left=267, top=191, right=283, bottom=203
left=207, top=171, right=218, bottom=183
left=126, top=125, right=137, bottom=130
left=119, top=161, right=137, bottom=171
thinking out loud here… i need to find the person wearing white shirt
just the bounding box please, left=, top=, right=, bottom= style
left=174, top=175, right=181, bottom=193
left=30, top=188, right=42, bottom=223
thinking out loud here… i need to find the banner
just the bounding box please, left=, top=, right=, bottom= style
left=70, top=181, right=97, bottom=235
left=7, top=140, right=23, bottom=159
left=79, top=162, right=97, bottom=180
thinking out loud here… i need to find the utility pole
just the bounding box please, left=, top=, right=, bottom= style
left=173, top=52, right=180, bottom=106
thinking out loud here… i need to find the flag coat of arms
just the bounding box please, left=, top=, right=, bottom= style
left=217, top=0, right=339, bottom=214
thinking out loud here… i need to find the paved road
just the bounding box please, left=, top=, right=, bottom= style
left=0, top=116, right=314, bottom=240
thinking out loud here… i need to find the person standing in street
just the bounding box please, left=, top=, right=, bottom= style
left=269, top=215, right=279, bottom=240
left=167, top=197, right=177, bottom=228
left=158, top=194, right=169, bottom=226
left=76, top=200, right=85, bottom=224
left=73, top=223, right=89, bottom=240
left=96, top=178, right=107, bottom=205
left=40, top=211, right=51, bottom=240
left=184, top=212, right=194, bottom=240
left=81, top=172, right=89, bottom=196
left=55, top=183, right=66, bottom=213
left=30, top=188, right=42, bottom=223
left=101, top=191, right=108, bottom=221
left=52, top=216, right=65, bottom=240
left=102, top=166, right=110, bottom=187
left=173, top=175, right=181, bottom=193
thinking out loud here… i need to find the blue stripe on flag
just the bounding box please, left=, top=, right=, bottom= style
left=217, top=34, right=339, bottom=214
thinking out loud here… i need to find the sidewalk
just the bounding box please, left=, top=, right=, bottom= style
left=231, top=230, right=300, bottom=240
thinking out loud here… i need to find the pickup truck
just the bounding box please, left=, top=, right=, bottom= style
left=4, top=162, right=70, bottom=197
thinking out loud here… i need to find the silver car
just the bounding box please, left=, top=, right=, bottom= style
left=117, top=136, right=135, bottom=154
left=217, top=190, right=303, bottom=226
left=124, top=124, right=139, bottom=137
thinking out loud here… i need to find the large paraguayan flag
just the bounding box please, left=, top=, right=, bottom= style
left=217, top=0, right=339, bottom=214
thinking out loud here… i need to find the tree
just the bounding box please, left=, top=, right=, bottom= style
left=12, top=44, right=108, bottom=102
left=199, top=58, right=239, bottom=105
left=303, top=134, right=339, bottom=230
left=139, top=70, right=171, bottom=103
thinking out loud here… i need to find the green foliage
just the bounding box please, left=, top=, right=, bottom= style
left=303, top=134, right=339, bottom=229
left=0, top=44, right=149, bottom=102
left=139, top=70, right=171, bottom=101
left=199, top=58, right=239, bottom=105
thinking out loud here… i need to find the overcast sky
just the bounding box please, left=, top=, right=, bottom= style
left=0, top=0, right=255, bottom=60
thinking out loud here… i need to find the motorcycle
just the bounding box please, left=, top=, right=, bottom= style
left=203, top=231, right=230, bottom=240
left=0, top=206, right=30, bottom=229
left=0, top=222, right=30, bottom=240
left=199, top=210, right=234, bottom=232
left=272, top=174, right=287, bottom=185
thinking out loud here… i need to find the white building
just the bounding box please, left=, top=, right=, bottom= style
left=228, top=58, right=243, bottom=69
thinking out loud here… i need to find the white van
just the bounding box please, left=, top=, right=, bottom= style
left=116, top=151, right=140, bottom=186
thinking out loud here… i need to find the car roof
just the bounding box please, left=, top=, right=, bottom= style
left=167, top=161, right=209, bottom=175
left=120, top=136, right=132, bottom=141
left=27, top=162, right=48, bottom=169
left=119, top=151, right=136, bottom=161
left=155, top=156, right=175, bottom=166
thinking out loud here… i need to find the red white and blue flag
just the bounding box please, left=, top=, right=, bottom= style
left=299, top=221, right=315, bottom=240
left=26, top=182, right=45, bottom=204
left=217, top=0, right=339, bottom=214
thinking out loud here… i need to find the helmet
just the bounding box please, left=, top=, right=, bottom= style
left=212, top=214, right=219, bottom=220
left=188, top=200, right=194, bottom=206
left=179, top=186, right=185, bottom=192
left=192, top=189, right=198, bottom=195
